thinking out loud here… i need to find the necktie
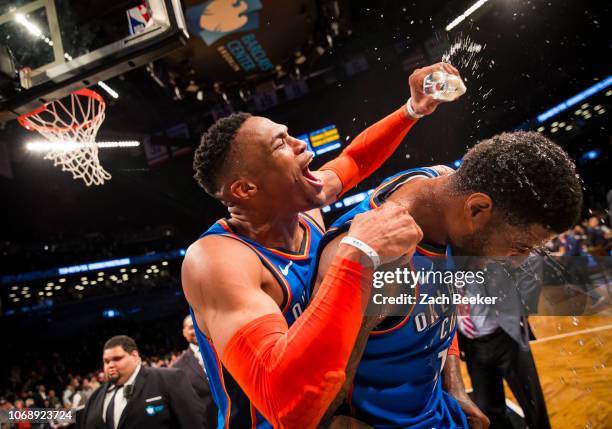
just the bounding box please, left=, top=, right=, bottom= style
left=105, top=385, right=123, bottom=429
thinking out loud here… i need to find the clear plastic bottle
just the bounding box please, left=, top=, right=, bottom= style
left=423, top=70, right=467, bottom=101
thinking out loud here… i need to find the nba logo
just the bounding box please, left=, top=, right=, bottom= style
left=127, top=2, right=152, bottom=35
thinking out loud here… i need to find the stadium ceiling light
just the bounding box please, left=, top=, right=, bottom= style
left=445, top=0, right=490, bottom=31
left=535, top=76, right=612, bottom=123
left=26, top=140, right=140, bottom=151
left=14, top=13, right=41, bottom=37
left=98, top=81, right=119, bottom=99
left=15, top=13, right=55, bottom=48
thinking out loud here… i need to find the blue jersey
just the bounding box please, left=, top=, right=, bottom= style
left=190, top=213, right=324, bottom=429
left=321, top=168, right=468, bottom=429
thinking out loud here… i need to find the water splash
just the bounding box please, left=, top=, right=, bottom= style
left=440, top=35, right=492, bottom=141
left=441, top=35, right=485, bottom=70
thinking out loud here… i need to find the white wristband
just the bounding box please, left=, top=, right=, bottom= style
left=406, top=97, right=424, bottom=119
left=340, top=236, right=381, bottom=269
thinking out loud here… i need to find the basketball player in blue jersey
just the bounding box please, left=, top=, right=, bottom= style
left=182, top=63, right=465, bottom=429
left=313, top=131, right=583, bottom=429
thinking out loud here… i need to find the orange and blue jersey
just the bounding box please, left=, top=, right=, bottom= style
left=318, top=168, right=469, bottom=429
left=190, top=213, right=324, bottom=429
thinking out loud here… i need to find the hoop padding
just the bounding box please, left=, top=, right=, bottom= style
left=18, top=89, right=111, bottom=186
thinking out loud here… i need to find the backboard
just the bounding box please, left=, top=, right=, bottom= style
left=0, top=0, right=188, bottom=121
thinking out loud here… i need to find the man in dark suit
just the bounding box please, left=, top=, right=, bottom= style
left=172, top=315, right=217, bottom=428
left=79, top=335, right=206, bottom=429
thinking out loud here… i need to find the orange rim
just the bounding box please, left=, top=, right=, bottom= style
left=17, top=88, right=106, bottom=133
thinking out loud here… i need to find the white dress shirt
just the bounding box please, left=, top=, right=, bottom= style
left=102, top=363, right=141, bottom=429
left=189, top=343, right=209, bottom=378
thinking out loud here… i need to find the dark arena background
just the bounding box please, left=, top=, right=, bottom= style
left=0, top=1, right=610, bottom=428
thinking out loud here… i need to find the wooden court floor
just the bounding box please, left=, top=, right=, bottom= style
left=460, top=302, right=612, bottom=428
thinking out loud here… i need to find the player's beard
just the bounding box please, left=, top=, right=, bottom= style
left=453, top=225, right=496, bottom=269
left=107, top=373, right=120, bottom=384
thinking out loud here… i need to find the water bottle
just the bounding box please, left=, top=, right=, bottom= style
left=423, top=70, right=467, bottom=101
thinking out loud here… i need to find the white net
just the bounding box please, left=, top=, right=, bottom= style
left=18, top=89, right=111, bottom=186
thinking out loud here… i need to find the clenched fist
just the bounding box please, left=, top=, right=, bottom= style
left=346, top=202, right=423, bottom=265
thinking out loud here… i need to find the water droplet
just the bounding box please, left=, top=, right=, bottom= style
left=571, top=316, right=579, bottom=326
left=577, top=338, right=585, bottom=346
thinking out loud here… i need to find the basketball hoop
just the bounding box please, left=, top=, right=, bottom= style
left=18, top=88, right=111, bottom=186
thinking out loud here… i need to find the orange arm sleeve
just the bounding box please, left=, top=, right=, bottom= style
left=320, top=106, right=417, bottom=197
left=448, top=332, right=460, bottom=357
left=222, top=257, right=372, bottom=429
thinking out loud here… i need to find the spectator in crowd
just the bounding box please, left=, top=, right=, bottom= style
left=90, top=372, right=104, bottom=393
left=172, top=315, right=217, bottom=428
left=586, top=216, right=609, bottom=255
left=71, top=377, right=94, bottom=408
left=0, top=399, right=12, bottom=429
left=62, top=378, right=79, bottom=409
left=33, top=384, right=46, bottom=408
left=13, top=399, right=31, bottom=429
left=560, top=225, right=604, bottom=306
left=47, top=389, right=61, bottom=409
left=78, top=335, right=206, bottom=429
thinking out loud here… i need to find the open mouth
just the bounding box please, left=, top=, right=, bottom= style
left=300, top=157, right=324, bottom=189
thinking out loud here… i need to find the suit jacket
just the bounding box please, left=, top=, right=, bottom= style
left=172, top=347, right=217, bottom=428
left=78, top=366, right=205, bottom=429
